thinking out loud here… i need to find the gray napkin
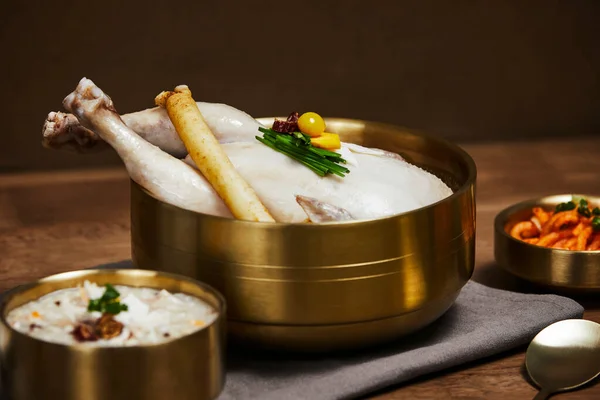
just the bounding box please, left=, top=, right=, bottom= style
left=218, top=280, right=583, bottom=400
left=4, top=261, right=584, bottom=400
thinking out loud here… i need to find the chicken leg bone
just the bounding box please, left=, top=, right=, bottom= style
left=62, top=77, right=232, bottom=218
left=43, top=111, right=109, bottom=153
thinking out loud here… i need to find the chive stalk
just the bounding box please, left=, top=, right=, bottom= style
left=256, top=127, right=349, bottom=177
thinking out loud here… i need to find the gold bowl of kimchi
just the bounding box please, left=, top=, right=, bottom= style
left=495, top=194, right=600, bottom=291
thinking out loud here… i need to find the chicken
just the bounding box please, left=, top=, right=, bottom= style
left=51, top=77, right=453, bottom=223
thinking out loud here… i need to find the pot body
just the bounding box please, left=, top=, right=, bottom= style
left=131, top=118, right=477, bottom=351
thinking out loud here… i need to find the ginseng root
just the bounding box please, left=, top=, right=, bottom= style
left=155, top=86, right=275, bottom=222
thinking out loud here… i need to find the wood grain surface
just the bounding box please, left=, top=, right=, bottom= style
left=1, top=137, right=599, bottom=399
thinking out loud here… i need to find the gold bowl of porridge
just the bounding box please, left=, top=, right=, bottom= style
left=0, top=268, right=226, bottom=400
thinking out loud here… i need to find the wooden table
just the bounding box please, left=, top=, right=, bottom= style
left=1, top=137, right=599, bottom=399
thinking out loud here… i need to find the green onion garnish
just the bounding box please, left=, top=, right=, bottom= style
left=256, top=127, right=350, bottom=177
left=592, top=217, right=600, bottom=232
left=88, top=284, right=128, bottom=315
left=555, top=201, right=576, bottom=212
left=578, top=198, right=591, bottom=217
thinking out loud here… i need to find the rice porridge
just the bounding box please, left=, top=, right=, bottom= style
left=6, top=280, right=218, bottom=346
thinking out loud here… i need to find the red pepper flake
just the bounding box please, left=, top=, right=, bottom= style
left=29, top=323, right=42, bottom=332
left=272, top=112, right=299, bottom=133
left=72, top=322, right=98, bottom=342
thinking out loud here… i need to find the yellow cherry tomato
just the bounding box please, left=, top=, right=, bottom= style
left=298, top=112, right=326, bottom=137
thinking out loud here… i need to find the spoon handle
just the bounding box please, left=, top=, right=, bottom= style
left=532, top=389, right=552, bottom=400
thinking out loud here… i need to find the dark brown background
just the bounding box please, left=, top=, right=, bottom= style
left=1, top=0, right=598, bottom=172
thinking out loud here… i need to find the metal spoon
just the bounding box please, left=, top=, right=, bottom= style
left=525, top=319, right=600, bottom=399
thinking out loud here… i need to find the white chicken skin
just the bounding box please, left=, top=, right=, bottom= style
left=51, top=77, right=452, bottom=223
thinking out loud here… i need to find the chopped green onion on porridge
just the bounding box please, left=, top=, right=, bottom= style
left=6, top=281, right=218, bottom=346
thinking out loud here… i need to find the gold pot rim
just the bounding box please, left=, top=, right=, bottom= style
left=0, top=268, right=227, bottom=350
left=135, top=117, right=478, bottom=227
left=494, top=193, right=600, bottom=254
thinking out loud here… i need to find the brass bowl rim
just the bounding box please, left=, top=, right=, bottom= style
left=136, top=117, right=478, bottom=227
left=494, top=193, right=600, bottom=254
left=0, top=268, right=227, bottom=350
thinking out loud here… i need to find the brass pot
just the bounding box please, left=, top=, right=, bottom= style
left=131, top=118, right=477, bottom=352
left=0, top=269, right=226, bottom=400
left=495, top=194, right=600, bottom=291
